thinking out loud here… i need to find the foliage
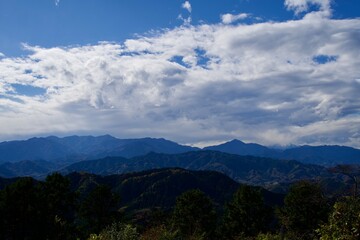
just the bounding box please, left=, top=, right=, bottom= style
left=42, top=172, right=77, bottom=239
left=87, top=222, right=139, bottom=240
left=222, top=185, right=273, bottom=239
left=0, top=174, right=78, bottom=239
left=0, top=170, right=339, bottom=240
left=172, top=189, right=217, bottom=239
left=317, top=196, right=360, bottom=240
left=0, top=177, right=46, bottom=239
left=255, top=233, right=283, bottom=240
left=79, top=184, right=120, bottom=236
left=140, top=224, right=179, bottom=240
left=278, top=180, right=329, bottom=240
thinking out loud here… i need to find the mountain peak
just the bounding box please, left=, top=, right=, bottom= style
left=227, top=139, right=246, bottom=145
left=204, top=139, right=274, bottom=157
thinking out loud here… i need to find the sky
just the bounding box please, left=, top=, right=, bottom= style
left=0, top=0, right=360, bottom=148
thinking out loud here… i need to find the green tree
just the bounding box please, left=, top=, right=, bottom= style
left=255, top=233, right=282, bottom=240
left=279, top=181, right=329, bottom=240
left=79, top=184, right=120, bottom=236
left=317, top=196, right=360, bottom=240
left=140, top=224, right=178, bottom=240
left=0, top=178, right=47, bottom=239
left=43, top=173, right=75, bottom=215
left=88, top=222, right=139, bottom=240
left=222, top=185, right=272, bottom=239
left=172, top=189, right=217, bottom=239
left=41, top=172, right=77, bottom=239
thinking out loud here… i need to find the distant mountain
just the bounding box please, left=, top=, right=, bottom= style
left=0, top=135, right=198, bottom=164
left=62, top=156, right=131, bottom=175
left=1, top=135, right=359, bottom=179
left=205, top=139, right=360, bottom=166
left=280, top=145, right=360, bottom=166
left=51, top=135, right=198, bottom=159
left=204, top=139, right=278, bottom=157
left=62, top=150, right=330, bottom=190
left=0, top=160, right=59, bottom=178
left=0, top=160, right=63, bottom=178
left=0, top=137, right=73, bottom=163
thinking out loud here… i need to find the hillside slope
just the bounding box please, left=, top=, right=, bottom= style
left=63, top=150, right=330, bottom=189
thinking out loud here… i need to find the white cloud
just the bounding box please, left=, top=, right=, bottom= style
left=285, top=0, right=332, bottom=15
left=221, top=13, right=249, bottom=24
left=182, top=1, right=192, bottom=13
left=0, top=52, right=4, bottom=58
left=0, top=11, right=360, bottom=148
left=55, top=0, right=60, bottom=6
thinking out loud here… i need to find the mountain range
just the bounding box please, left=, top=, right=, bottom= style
left=0, top=135, right=359, bottom=166
left=204, top=139, right=360, bottom=166
left=0, top=135, right=359, bottom=191
left=61, top=150, right=336, bottom=192
left=0, top=135, right=197, bottom=164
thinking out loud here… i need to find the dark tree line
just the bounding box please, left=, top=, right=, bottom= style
left=1, top=173, right=360, bottom=240
left=0, top=173, right=120, bottom=240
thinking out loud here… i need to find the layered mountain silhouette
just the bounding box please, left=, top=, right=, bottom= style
left=0, top=160, right=59, bottom=178
left=0, top=135, right=359, bottom=166
left=62, top=151, right=331, bottom=191
left=0, top=135, right=198, bottom=163
left=205, top=139, right=278, bottom=157
left=205, top=139, right=360, bottom=166
left=0, top=135, right=359, bottom=184
left=66, top=168, right=285, bottom=210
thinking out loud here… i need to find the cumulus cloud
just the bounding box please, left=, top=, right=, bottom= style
left=182, top=1, right=192, bottom=13
left=285, top=0, right=332, bottom=15
left=0, top=10, right=360, bottom=148
left=221, top=13, right=249, bottom=24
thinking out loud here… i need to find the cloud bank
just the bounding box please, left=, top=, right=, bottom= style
left=0, top=5, right=359, bottom=147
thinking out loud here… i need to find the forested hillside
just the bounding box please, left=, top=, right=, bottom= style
left=62, top=150, right=331, bottom=191
left=0, top=168, right=359, bottom=239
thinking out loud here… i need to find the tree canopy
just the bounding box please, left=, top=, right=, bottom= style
left=172, top=189, right=217, bottom=239
left=279, top=181, right=329, bottom=240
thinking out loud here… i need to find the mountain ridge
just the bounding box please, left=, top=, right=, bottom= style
left=61, top=150, right=331, bottom=192
left=0, top=168, right=285, bottom=210
left=0, top=135, right=359, bottom=180
left=205, top=139, right=360, bottom=166
left=0, top=135, right=198, bottom=164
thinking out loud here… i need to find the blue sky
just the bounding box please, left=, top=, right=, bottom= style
left=0, top=0, right=360, bottom=148
left=1, top=0, right=358, bottom=56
